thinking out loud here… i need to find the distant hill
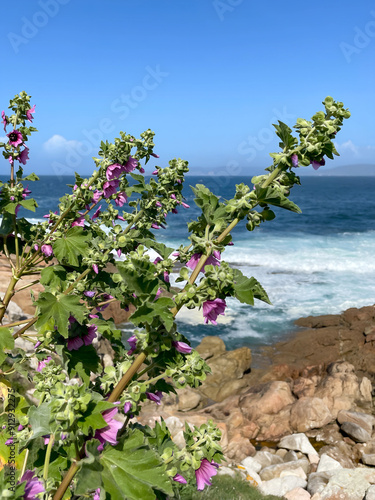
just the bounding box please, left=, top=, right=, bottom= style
left=301, top=164, right=375, bottom=176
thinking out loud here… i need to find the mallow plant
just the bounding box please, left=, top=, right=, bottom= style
left=0, top=91, right=350, bottom=499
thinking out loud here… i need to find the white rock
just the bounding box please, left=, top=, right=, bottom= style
left=366, top=484, right=375, bottom=500
left=284, top=487, right=311, bottom=500
left=259, top=475, right=307, bottom=497
left=280, top=466, right=307, bottom=480
left=241, top=456, right=262, bottom=473
left=278, top=433, right=319, bottom=456
left=217, top=466, right=238, bottom=478
left=316, top=453, right=343, bottom=473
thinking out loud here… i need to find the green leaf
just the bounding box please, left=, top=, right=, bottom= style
left=20, top=198, right=38, bottom=212
left=191, top=184, right=221, bottom=223
left=75, top=440, right=103, bottom=495
left=273, top=121, right=297, bottom=149
left=28, top=403, right=52, bottom=441
left=0, top=214, right=14, bottom=236
left=52, top=227, right=90, bottom=267
left=117, top=261, right=159, bottom=297
left=77, top=412, right=107, bottom=436
left=0, top=328, right=14, bottom=366
left=23, top=173, right=40, bottom=181
left=233, top=269, right=271, bottom=305
left=64, top=344, right=101, bottom=385
left=255, top=186, right=301, bottom=213
left=3, top=202, right=18, bottom=215
left=130, top=297, right=175, bottom=331
left=36, top=292, right=85, bottom=337
left=101, top=429, right=173, bottom=500
left=143, top=240, right=174, bottom=260
left=40, top=265, right=67, bottom=289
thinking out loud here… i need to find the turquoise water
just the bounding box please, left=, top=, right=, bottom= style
left=2, top=174, right=375, bottom=351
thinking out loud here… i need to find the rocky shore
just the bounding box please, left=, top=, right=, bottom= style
left=3, top=256, right=375, bottom=498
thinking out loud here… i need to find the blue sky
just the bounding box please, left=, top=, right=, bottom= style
left=1, top=0, right=374, bottom=176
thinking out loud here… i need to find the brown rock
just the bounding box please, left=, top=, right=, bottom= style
left=290, top=397, right=332, bottom=432
left=240, top=381, right=295, bottom=421
left=195, top=336, right=226, bottom=360
left=225, top=432, right=256, bottom=461
left=177, top=388, right=202, bottom=412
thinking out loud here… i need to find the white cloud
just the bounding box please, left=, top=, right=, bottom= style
left=334, top=139, right=359, bottom=156
left=43, top=134, right=82, bottom=153
left=0, top=136, right=7, bottom=143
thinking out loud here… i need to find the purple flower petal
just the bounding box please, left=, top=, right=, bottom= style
left=172, top=341, right=192, bottom=354
left=173, top=474, right=187, bottom=484
left=195, top=459, right=218, bottom=491
left=202, top=298, right=227, bottom=325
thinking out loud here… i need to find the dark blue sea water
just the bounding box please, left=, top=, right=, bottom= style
left=2, top=174, right=375, bottom=353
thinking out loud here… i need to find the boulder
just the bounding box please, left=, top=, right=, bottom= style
left=259, top=475, right=307, bottom=497
left=340, top=421, right=371, bottom=443
left=259, top=458, right=310, bottom=481
left=290, top=397, right=332, bottom=432
left=284, top=487, right=311, bottom=500
left=240, top=381, right=295, bottom=421
left=278, top=433, right=319, bottom=457
left=337, top=410, right=374, bottom=434
left=316, top=454, right=343, bottom=473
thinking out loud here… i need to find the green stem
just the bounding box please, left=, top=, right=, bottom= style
left=144, top=373, right=166, bottom=387
left=20, top=448, right=29, bottom=478
left=43, top=434, right=55, bottom=481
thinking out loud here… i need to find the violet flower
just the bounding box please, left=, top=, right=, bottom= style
left=67, top=337, right=84, bottom=351
left=139, top=167, right=145, bottom=174
left=94, top=408, right=122, bottom=451
left=92, top=264, right=99, bottom=274
left=7, top=129, right=23, bottom=147
left=5, top=438, right=13, bottom=445
left=154, top=288, right=162, bottom=301
left=202, top=298, right=227, bottom=325
left=18, top=147, right=30, bottom=165
left=18, top=424, right=24, bottom=431
left=1, top=110, right=7, bottom=131
left=92, top=190, right=102, bottom=203
left=124, top=401, right=132, bottom=414
left=94, top=489, right=101, bottom=500
left=106, top=163, right=124, bottom=181
left=26, top=104, right=36, bottom=123
left=173, top=474, right=187, bottom=484
left=127, top=335, right=137, bottom=355
left=41, top=244, right=53, bottom=257
left=181, top=202, right=190, bottom=209
left=92, top=206, right=101, bottom=220
left=186, top=253, right=220, bottom=272
left=96, top=294, right=114, bottom=311
left=146, top=391, right=163, bottom=405
left=83, top=324, right=97, bottom=346
left=152, top=169, right=158, bottom=175
left=172, top=341, right=192, bottom=354
left=151, top=152, right=159, bottom=158
left=170, top=194, right=176, bottom=200
left=311, top=157, right=326, bottom=170
left=103, top=180, right=120, bottom=198
left=123, top=156, right=138, bottom=173
left=195, top=459, right=218, bottom=490
left=163, top=271, right=170, bottom=283
left=15, top=204, right=21, bottom=216
left=37, top=356, right=52, bottom=372
left=19, top=470, right=45, bottom=499
left=72, top=215, right=85, bottom=227
left=291, top=154, right=299, bottom=167
left=22, top=186, right=32, bottom=199
left=115, top=192, right=127, bottom=207
left=151, top=223, right=160, bottom=229
left=117, top=215, right=126, bottom=221
left=155, top=201, right=162, bottom=207
left=84, top=290, right=95, bottom=298
left=117, top=248, right=122, bottom=258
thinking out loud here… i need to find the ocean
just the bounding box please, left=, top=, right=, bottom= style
left=2, top=174, right=375, bottom=354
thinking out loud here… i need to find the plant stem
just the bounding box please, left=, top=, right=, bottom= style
left=43, top=434, right=55, bottom=481
left=20, top=448, right=29, bottom=478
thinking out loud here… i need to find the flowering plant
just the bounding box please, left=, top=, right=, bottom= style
left=0, top=91, right=350, bottom=499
